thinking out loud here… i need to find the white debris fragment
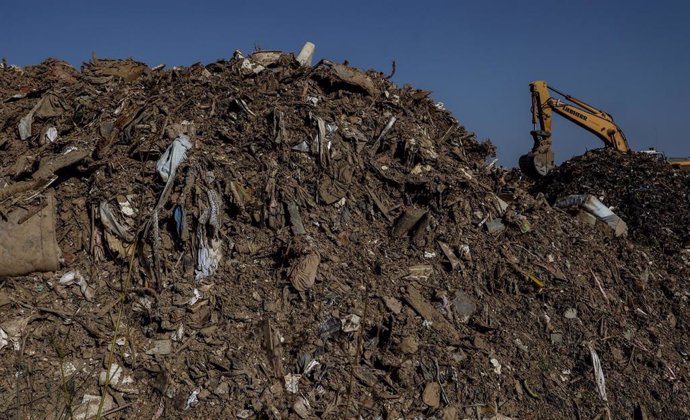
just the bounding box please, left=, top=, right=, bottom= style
left=146, top=339, right=172, bottom=355
left=237, top=409, right=253, bottom=419
left=195, top=236, right=222, bottom=281
left=72, top=394, right=113, bottom=420
left=375, top=116, right=396, bottom=145
left=99, top=363, right=138, bottom=394
left=240, top=59, right=265, bottom=74
left=423, top=251, right=436, bottom=259
left=284, top=373, right=302, bottom=394
left=564, top=308, right=578, bottom=319
left=185, top=389, right=200, bottom=410
left=304, top=359, right=320, bottom=375
left=99, top=363, right=122, bottom=386
left=188, top=288, right=202, bottom=306
left=589, top=344, right=608, bottom=401
left=59, top=271, right=94, bottom=301
left=341, top=314, right=361, bottom=333
left=296, top=41, right=315, bottom=66
left=490, top=358, right=502, bottom=375
left=410, top=164, right=432, bottom=175
left=458, top=245, right=471, bottom=260
left=0, top=329, right=9, bottom=351
left=62, top=361, right=77, bottom=377
left=117, top=195, right=136, bottom=217
left=514, top=338, right=529, bottom=352
left=172, top=324, right=185, bottom=341
left=1, top=317, right=29, bottom=351
left=45, top=127, right=58, bottom=143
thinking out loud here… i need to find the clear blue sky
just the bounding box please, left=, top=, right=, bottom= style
left=3, top=0, right=689, bottom=166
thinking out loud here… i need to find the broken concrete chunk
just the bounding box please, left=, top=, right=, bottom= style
left=0, top=329, right=9, bottom=351
left=485, top=218, right=506, bottom=234
left=146, top=339, right=172, bottom=355
left=442, top=407, right=460, bottom=420
left=341, top=314, right=361, bottom=333
left=284, top=373, right=301, bottom=394
left=383, top=296, right=403, bottom=314
left=296, top=42, right=315, bottom=67
left=564, top=308, right=578, bottom=319
left=72, top=393, right=114, bottom=420
left=213, top=381, right=230, bottom=397
left=99, top=363, right=138, bottom=393
left=452, top=291, right=476, bottom=323
left=240, top=59, right=265, bottom=74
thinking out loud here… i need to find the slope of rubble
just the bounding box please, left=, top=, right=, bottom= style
left=534, top=148, right=690, bottom=262
left=0, top=53, right=688, bottom=419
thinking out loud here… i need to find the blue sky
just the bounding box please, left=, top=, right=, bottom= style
left=3, top=0, right=689, bottom=166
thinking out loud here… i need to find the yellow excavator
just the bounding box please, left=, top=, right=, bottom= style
left=519, top=80, right=690, bottom=176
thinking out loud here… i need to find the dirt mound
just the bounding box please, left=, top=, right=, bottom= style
left=534, top=149, right=690, bottom=255
left=0, top=53, right=688, bottom=419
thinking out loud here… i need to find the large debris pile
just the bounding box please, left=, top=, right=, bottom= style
left=534, top=149, right=690, bottom=256
left=1, top=52, right=689, bottom=419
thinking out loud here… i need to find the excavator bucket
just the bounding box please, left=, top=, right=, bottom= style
left=519, top=151, right=554, bottom=177
left=520, top=131, right=556, bottom=177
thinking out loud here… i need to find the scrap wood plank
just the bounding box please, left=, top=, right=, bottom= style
left=403, top=285, right=461, bottom=344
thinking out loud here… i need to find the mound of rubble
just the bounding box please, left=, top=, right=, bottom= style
left=534, top=149, right=690, bottom=258
left=1, top=50, right=688, bottom=419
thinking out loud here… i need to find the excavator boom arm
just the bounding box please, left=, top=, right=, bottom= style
left=521, top=80, right=630, bottom=177
left=549, top=102, right=629, bottom=151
